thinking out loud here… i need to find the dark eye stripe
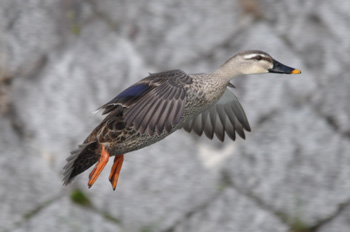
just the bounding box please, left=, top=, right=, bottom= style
left=246, top=55, right=272, bottom=62
left=261, top=56, right=272, bottom=62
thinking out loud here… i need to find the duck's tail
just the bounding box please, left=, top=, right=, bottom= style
left=62, top=142, right=99, bottom=185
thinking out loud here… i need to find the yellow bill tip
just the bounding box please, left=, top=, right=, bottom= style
left=291, top=69, right=301, bottom=74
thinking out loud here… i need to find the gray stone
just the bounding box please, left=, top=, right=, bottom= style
left=224, top=105, right=350, bottom=226
left=258, top=0, right=350, bottom=134
left=93, top=0, right=251, bottom=69
left=0, top=0, right=63, bottom=75
left=312, top=72, right=350, bottom=135
left=174, top=187, right=288, bottom=232
left=318, top=204, right=350, bottom=232
left=0, top=118, right=61, bottom=232
left=12, top=197, right=121, bottom=232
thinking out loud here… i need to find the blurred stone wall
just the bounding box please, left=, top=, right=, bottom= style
left=1, top=0, right=349, bottom=231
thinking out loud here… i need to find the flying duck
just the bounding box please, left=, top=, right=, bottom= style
left=63, top=50, right=301, bottom=190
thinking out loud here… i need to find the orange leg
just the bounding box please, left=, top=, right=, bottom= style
left=88, top=144, right=109, bottom=188
left=109, top=154, right=124, bottom=190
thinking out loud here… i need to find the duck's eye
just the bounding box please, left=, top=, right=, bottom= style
left=255, top=55, right=263, bottom=61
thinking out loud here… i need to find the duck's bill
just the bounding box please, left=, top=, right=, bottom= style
left=268, top=59, right=301, bottom=74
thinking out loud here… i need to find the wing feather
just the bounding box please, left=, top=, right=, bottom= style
left=148, top=100, right=167, bottom=135
left=157, top=100, right=174, bottom=134
left=99, top=70, right=191, bottom=136
left=193, top=113, right=203, bottom=136
left=182, top=88, right=250, bottom=141
left=139, top=98, right=161, bottom=134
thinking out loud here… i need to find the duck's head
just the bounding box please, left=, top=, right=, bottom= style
left=218, top=50, right=301, bottom=78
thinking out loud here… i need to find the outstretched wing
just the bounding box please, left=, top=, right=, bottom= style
left=182, top=89, right=251, bottom=141
left=100, top=69, right=192, bottom=136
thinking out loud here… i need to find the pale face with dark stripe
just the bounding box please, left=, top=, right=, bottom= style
left=234, top=50, right=275, bottom=74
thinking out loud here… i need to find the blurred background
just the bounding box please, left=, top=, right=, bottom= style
left=1, top=0, right=350, bottom=231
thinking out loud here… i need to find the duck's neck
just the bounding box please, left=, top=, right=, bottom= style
left=211, top=63, right=241, bottom=82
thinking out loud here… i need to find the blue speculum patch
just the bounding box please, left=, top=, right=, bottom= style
left=117, top=84, right=149, bottom=98
left=105, top=83, right=150, bottom=105
left=103, top=84, right=149, bottom=105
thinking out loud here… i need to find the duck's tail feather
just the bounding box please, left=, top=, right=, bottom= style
left=62, top=142, right=99, bottom=185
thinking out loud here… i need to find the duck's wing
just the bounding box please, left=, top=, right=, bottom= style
left=99, top=69, right=192, bottom=136
left=182, top=88, right=251, bottom=142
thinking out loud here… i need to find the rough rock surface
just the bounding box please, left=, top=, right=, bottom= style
left=1, top=0, right=349, bottom=231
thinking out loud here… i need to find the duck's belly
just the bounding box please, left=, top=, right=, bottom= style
left=107, top=130, right=170, bottom=156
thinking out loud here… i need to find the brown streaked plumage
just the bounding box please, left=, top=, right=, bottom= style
left=63, top=50, right=301, bottom=190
